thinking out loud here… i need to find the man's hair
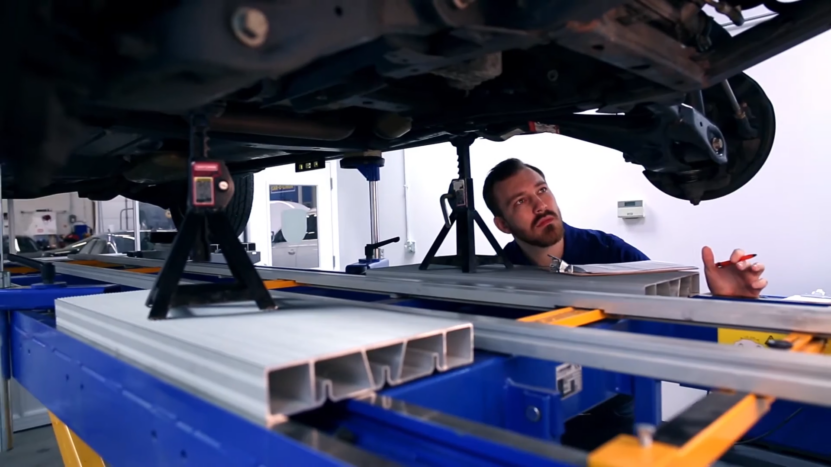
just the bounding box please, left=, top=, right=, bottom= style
left=482, top=158, right=545, bottom=217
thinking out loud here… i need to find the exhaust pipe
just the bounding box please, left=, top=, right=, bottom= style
left=210, top=111, right=356, bottom=141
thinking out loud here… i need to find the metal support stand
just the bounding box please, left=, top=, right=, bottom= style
left=341, top=155, right=398, bottom=263
left=145, top=113, right=275, bottom=320
left=49, top=412, right=106, bottom=467
left=369, top=179, right=380, bottom=259
left=132, top=199, right=141, bottom=252
left=0, top=309, right=10, bottom=453
left=7, top=199, right=15, bottom=255
left=419, top=136, right=512, bottom=273
left=0, top=162, right=11, bottom=453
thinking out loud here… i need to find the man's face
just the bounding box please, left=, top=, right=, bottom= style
left=493, top=167, right=564, bottom=248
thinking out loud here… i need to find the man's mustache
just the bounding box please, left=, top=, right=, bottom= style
left=533, top=210, right=559, bottom=227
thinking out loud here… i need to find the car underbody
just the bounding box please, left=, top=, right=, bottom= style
left=1, top=0, right=829, bottom=211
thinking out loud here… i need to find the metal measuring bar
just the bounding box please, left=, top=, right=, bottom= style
left=65, top=253, right=831, bottom=336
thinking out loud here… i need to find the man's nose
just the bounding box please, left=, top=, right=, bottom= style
left=531, top=195, right=548, bottom=212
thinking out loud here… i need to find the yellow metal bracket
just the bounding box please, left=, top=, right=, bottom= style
left=589, top=333, right=826, bottom=467
left=126, top=267, right=162, bottom=274
left=68, top=260, right=121, bottom=268
left=49, top=412, right=106, bottom=467
left=519, top=307, right=607, bottom=327
left=263, top=279, right=298, bottom=290
left=5, top=266, right=38, bottom=275
left=119, top=265, right=298, bottom=289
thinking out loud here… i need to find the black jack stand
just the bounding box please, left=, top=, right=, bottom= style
left=145, top=113, right=275, bottom=320
left=419, top=136, right=513, bottom=273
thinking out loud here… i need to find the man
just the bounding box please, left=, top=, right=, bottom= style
left=483, top=158, right=767, bottom=297
left=483, top=158, right=768, bottom=450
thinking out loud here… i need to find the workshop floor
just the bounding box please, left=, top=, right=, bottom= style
left=0, top=426, right=62, bottom=467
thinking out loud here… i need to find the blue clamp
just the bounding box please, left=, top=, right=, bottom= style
left=357, top=165, right=380, bottom=182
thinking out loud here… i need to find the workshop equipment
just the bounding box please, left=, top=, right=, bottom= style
left=56, top=290, right=473, bottom=424
left=419, top=136, right=513, bottom=273
left=144, top=112, right=275, bottom=320
left=341, top=153, right=400, bottom=273
left=4, top=252, right=831, bottom=466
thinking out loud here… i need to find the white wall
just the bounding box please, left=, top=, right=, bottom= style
left=3, top=193, right=94, bottom=236
left=98, top=196, right=136, bottom=233
left=338, top=30, right=831, bottom=297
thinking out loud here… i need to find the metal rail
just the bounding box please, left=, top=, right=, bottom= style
left=68, top=254, right=831, bottom=335
left=54, top=262, right=199, bottom=289
left=52, top=261, right=831, bottom=409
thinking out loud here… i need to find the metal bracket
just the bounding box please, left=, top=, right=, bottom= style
left=547, top=255, right=575, bottom=274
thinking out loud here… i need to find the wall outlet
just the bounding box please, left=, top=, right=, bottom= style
left=405, top=241, right=416, bottom=254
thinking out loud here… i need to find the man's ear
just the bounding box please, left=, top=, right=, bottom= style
left=494, top=216, right=511, bottom=235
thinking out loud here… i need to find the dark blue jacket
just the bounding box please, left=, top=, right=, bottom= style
left=503, top=223, right=648, bottom=265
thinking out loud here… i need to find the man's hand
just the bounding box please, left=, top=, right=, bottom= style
left=702, top=246, right=767, bottom=298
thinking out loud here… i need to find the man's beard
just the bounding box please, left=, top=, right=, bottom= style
left=511, top=210, right=564, bottom=248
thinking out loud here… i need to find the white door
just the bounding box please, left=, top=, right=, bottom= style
left=249, top=162, right=338, bottom=270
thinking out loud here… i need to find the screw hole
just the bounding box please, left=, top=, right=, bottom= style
left=151, top=430, right=157, bottom=440
left=699, top=121, right=703, bottom=127
left=591, top=44, right=604, bottom=51
left=180, top=450, right=187, bottom=459
left=546, top=70, right=559, bottom=82
left=27, top=348, right=30, bottom=354
left=80, top=384, right=84, bottom=390
left=334, top=6, right=343, bottom=16
left=65, top=375, right=69, bottom=382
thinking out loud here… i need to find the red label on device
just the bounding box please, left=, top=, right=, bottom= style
left=193, top=161, right=220, bottom=174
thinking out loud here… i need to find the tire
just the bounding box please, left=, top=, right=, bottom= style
left=170, top=172, right=255, bottom=238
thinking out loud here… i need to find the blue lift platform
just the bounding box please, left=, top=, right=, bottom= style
left=1, top=259, right=830, bottom=467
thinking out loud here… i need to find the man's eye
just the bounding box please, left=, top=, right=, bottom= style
left=539, top=187, right=548, bottom=194
left=515, top=198, right=525, bottom=205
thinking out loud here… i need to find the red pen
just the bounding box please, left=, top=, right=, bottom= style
left=716, top=254, right=756, bottom=268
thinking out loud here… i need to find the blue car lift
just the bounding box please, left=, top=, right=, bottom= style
left=2, top=257, right=830, bottom=467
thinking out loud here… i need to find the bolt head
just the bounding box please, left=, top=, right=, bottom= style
left=231, top=7, right=269, bottom=48
left=218, top=180, right=230, bottom=191
left=546, top=70, right=559, bottom=82
left=525, top=406, right=541, bottom=422
left=711, top=137, right=725, bottom=152
left=635, top=423, right=656, bottom=447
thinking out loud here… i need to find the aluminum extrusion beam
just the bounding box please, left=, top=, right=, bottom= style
left=55, top=290, right=473, bottom=425
left=472, top=324, right=831, bottom=409
left=272, top=290, right=831, bottom=409
left=53, top=262, right=199, bottom=289
left=64, top=255, right=831, bottom=335
left=50, top=261, right=831, bottom=408
left=367, top=263, right=700, bottom=297
left=268, top=292, right=831, bottom=409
